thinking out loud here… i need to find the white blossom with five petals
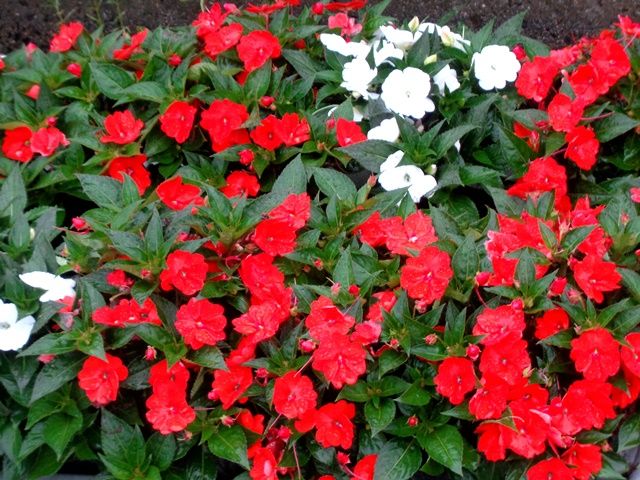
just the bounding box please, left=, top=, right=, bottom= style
left=0, top=300, right=35, bottom=351
left=380, top=67, right=435, bottom=119
left=19, top=271, right=76, bottom=303
left=472, top=45, right=521, bottom=91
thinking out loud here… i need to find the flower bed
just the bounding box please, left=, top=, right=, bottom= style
left=0, top=2, right=639, bottom=479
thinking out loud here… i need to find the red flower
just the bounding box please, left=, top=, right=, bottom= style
left=621, top=332, right=640, bottom=377
left=107, top=154, right=151, bottom=194
left=160, top=101, right=197, bottom=144
left=200, top=99, right=250, bottom=152
left=156, top=176, right=203, bottom=210
left=476, top=422, right=513, bottom=461
left=146, top=383, right=196, bottom=434
left=203, top=23, right=244, bottom=59
left=479, top=335, right=530, bottom=386
left=507, top=157, right=568, bottom=208
left=534, top=307, right=569, bottom=340
left=268, top=193, right=311, bottom=230
left=211, top=364, right=253, bottom=409
left=351, top=454, right=377, bottom=480
left=565, top=126, right=599, bottom=170
left=78, top=354, right=128, bottom=406
left=513, top=122, right=540, bottom=152
left=590, top=37, right=631, bottom=88
left=273, top=371, right=317, bottom=419
left=273, top=113, right=311, bottom=147
left=232, top=301, right=286, bottom=343
left=238, top=253, right=285, bottom=300
left=294, top=400, right=355, bottom=449
left=354, top=212, right=395, bottom=248
left=237, top=30, right=281, bottom=73
left=325, top=0, right=367, bottom=11
left=385, top=210, right=438, bottom=256
left=159, top=250, right=208, bottom=296
left=49, top=22, right=83, bottom=52
left=526, top=458, right=574, bottom=480
left=328, top=13, right=362, bottom=37
left=554, top=379, right=616, bottom=434
left=192, top=5, right=229, bottom=38
left=100, top=110, right=144, bottom=145
left=248, top=447, right=279, bottom=480
left=2, top=126, right=34, bottom=162
left=570, top=327, right=620, bottom=381
left=434, top=356, right=476, bottom=405
left=569, top=64, right=607, bottom=106
left=507, top=404, right=548, bottom=459
left=571, top=254, right=621, bottom=303
left=106, top=270, right=133, bottom=289
left=237, top=410, right=265, bottom=434
left=149, top=359, right=189, bottom=390
left=547, top=93, right=584, bottom=133
left=93, top=297, right=161, bottom=327
left=400, top=246, right=453, bottom=305
left=251, top=115, right=283, bottom=151
left=366, top=290, right=397, bottom=323
left=176, top=298, right=227, bottom=349
left=30, top=126, right=69, bottom=157
left=472, top=300, right=525, bottom=346
left=253, top=219, right=297, bottom=256
left=562, top=443, right=602, bottom=480
left=515, top=56, right=560, bottom=102
left=312, top=334, right=366, bottom=388
left=468, top=375, right=509, bottom=419
left=220, top=171, right=260, bottom=198
left=113, top=29, right=148, bottom=60
left=336, top=118, right=366, bottom=147
left=306, top=296, right=355, bottom=342
left=66, top=62, right=82, bottom=77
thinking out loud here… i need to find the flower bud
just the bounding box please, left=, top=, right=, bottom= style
left=144, top=346, right=157, bottom=361
left=299, top=338, right=317, bottom=353
left=512, top=44, right=527, bottom=61
left=259, top=96, right=275, bottom=108
left=348, top=285, right=360, bottom=297
left=38, top=354, right=56, bottom=364
left=408, top=16, right=420, bottom=33
left=168, top=53, right=182, bottom=67
left=424, top=54, right=438, bottom=65
left=407, top=415, right=419, bottom=427
left=466, top=344, right=480, bottom=361
left=424, top=333, right=438, bottom=345
left=336, top=452, right=350, bottom=465
left=475, top=271, right=491, bottom=286
left=220, top=415, right=235, bottom=427
left=311, top=2, right=324, bottom=15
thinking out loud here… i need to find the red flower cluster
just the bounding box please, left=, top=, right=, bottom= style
left=515, top=34, right=631, bottom=171
left=2, top=124, right=69, bottom=163
left=250, top=113, right=311, bottom=150
left=107, top=154, right=151, bottom=194
left=92, top=297, right=162, bottom=327
left=146, top=360, right=195, bottom=434
left=49, top=22, right=84, bottom=53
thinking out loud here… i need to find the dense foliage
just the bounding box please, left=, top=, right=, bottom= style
left=0, top=1, right=639, bottom=479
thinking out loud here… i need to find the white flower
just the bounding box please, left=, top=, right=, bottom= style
left=372, top=39, right=404, bottom=66
left=380, top=67, right=435, bottom=119
left=341, top=57, right=378, bottom=99
left=0, top=300, right=35, bottom=351
left=368, top=118, right=400, bottom=143
left=472, top=45, right=521, bottom=91
left=433, top=65, right=460, bottom=94
left=319, top=34, right=371, bottom=58
left=438, top=26, right=470, bottom=50
left=378, top=151, right=437, bottom=202
left=379, top=26, right=418, bottom=50
left=19, top=271, right=76, bottom=303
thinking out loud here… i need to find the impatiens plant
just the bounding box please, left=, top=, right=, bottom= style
left=0, top=1, right=639, bottom=479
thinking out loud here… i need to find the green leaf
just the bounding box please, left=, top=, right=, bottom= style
left=365, top=399, right=396, bottom=437
left=0, top=167, right=27, bottom=218
left=30, top=354, right=84, bottom=404
left=418, top=424, right=463, bottom=475
left=617, top=413, right=640, bottom=453
left=452, top=235, right=479, bottom=282
left=619, top=268, right=640, bottom=302
left=43, top=413, right=82, bottom=459
left=281, top=49, right=319, bottom=80
left=560, top=226, right=595, bottom=255
left=432, top=125, right=477, bottom=158
left=188, top=346, right=226, bottom=370
left=271, top=155, right=307, bottom=195
left=313, top=168, right=357, bottom=202
left=208, top=426, right=249, bottom=469
left=101, top=410, right=145, bottom=468
left=339, top=140, right=399, bottom=172
left=77, top=174, right=122, bottom=210
left=595, top=112, right=640, bottom=143
left=90, top=62, right=135, bottom=99
left=117, top=81, right=168, bottom=104
left=146, top=433, right=176, bottom=471
left=373, top=440, right=422, bottom=480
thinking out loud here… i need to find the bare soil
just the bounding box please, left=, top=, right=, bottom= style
left=0, top=0, right=637, bottom=53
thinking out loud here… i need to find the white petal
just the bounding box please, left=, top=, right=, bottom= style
left=0, top=301, right=18, bottom=326
left=0, top=315, right=35, bottom=351
left=379, top=150, right=404, bottom=172
left=368, top=118, right=400, bottom=143
left=19, top=271, right=57, bottom=290
left=408, top=174, right=438, bottom=202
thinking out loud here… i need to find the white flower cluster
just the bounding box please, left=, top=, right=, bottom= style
left=320, top=19, right=521, bottom=202
left=0, top=272, right=77, bottom=351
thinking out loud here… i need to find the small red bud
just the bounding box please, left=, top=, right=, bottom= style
left=466, top=344, right=480, bottom=361
left=407, top=415, right=419, bottom=427
left=511, top=298, right=524, bottom=310
left=220, top=415, right=235, bottom=427
left=38, top=354, right=56, bottom=364
left=475, top=271, right=491, bottom=286
left=259, top=96, right=275, bottom=108
left=512, top=44, right=527, bottom=61
left=424, top=333, right=438, bottom=345
left=168, top=53, right=182, bottom=67
left=67, top=62, right=82, bottom=77
left=336, top=452, right=350, bottom=465
left=348, top=284, right=360, bottom=296
left=299, top=338, right=317, bottom=353
left=144, top=346, right=157, bottom=361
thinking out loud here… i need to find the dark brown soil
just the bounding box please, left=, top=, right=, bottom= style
left=0, top=0, right=637, bottom=53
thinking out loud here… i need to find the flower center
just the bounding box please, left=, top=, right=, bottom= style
left=0, top=322, right=10, bottom=330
